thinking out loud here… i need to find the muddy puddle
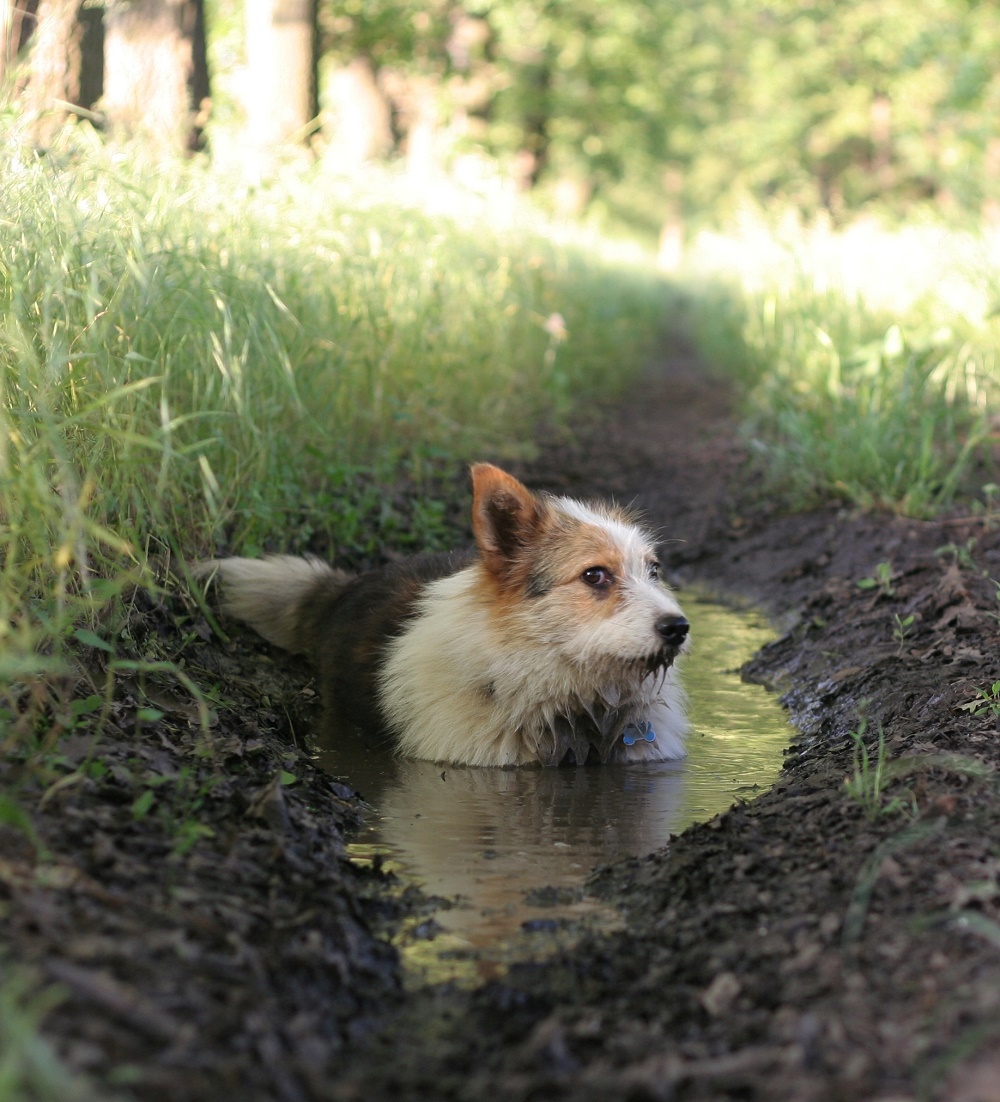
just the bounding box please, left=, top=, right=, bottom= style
left=313, top=594, right=791, bottom=984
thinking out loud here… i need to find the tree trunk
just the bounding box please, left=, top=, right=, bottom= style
left=1, top=0, right=38, bottom=86
left=322, top=56, right=392, bottom=171
left=244, top=0, right=318, bottom=151
left=77, top=4, right=104, bottom=112
left=21, top=0, right=84, bottom=144
left=103, top=0, right=209, bottom=152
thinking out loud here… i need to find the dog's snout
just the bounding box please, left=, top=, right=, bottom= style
left=656, top=614, right=689, bottom=648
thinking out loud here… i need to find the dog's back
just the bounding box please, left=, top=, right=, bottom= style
left=200, top=551, right=474, bottom=734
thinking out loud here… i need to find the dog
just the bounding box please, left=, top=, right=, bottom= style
left=198, top=464, right=689, bottom=767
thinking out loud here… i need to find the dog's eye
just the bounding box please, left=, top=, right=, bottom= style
left=581, top=567, right=613, bottom=589
left=647, top=561, right=660, bottom=580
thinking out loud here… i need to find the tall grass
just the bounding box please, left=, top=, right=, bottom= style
left=681, top=211, right=999, bottom=515
left=0, top=128, right=668, bottom=753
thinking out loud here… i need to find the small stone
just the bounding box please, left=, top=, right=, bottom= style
left=701, top=971, right=742, bottom=1017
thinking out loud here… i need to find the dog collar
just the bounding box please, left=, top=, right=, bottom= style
left=622, top=720, right=656, bottom=746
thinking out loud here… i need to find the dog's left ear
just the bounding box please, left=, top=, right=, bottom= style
left=470, top=464, right=548, bottom=579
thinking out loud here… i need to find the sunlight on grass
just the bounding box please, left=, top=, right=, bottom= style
left=681, top=209, right=999, bottom=515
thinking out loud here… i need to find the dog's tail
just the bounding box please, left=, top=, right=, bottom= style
left=196, top=555, right=350, bottom=654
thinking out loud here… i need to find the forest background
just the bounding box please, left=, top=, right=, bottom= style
left=7, top=0, right=1000, bottom=245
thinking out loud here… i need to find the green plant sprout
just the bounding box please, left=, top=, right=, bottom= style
left=892, top=613, right=916, bottom=655
left=982, top=483, right=1000, bottom=527
left=958, top=682, right=1000, bottom=719
left=857, top=561, right=896, bottom=598
left=934, top=537, right=979, bottom=571
left=987, top=578, right=1000, bottom=624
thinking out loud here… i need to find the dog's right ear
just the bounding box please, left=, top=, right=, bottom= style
left=470, top=464, right=548, bottom=579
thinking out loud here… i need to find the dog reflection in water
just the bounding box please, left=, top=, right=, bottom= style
left=337, top=752, right=688, bottom=956
left=199, top=464, right=689, bottom=767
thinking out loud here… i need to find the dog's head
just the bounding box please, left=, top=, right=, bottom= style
left=469, top=464, right=689, bottom=676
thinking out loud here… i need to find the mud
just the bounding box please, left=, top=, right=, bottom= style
left=3, top=346, right=1000, bottom=1102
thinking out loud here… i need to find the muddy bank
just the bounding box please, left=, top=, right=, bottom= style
left=4, top=350, right=1000, bottom=1102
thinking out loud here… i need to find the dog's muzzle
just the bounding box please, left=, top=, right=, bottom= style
left=643, top=614, right=689, bottom=673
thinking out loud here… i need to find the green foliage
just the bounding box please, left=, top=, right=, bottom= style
left=125, top=761, right=220, bottom=857
left=958, top=681, right=1000, bottom=719
left=842, top=819, right=946, bottom=944
left=892, top=613, right=915, bottom=655
left=935, top=537, right=980, bottom=571
left=678, top=216, right=999, bottom=515
left=0, top=968, right=106, bottom=1102
left=313, top=0, right=1000, bottom=235
left=857, top=562, right=896, bottom=598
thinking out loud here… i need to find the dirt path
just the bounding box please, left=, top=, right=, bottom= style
left=4, top=351, right=1000, bottom=1102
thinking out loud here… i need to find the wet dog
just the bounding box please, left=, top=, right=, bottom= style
left=198, top=464, right=689, bottom=766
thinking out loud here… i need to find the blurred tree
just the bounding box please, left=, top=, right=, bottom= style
left=1, top=0, right=38, bottom=86
left=103, top=0, right=209, bottom=151
left=19, top=0, right=1000, bottom=230
left=319, top=0, right=452, bottom=172
left=17, top=0, right=102, bottom=144
left=314, top=0, right=1000, bottom=232
left=245, top=0, right=318, bottom=149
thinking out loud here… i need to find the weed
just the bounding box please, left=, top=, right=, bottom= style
left=979, top=482, right=1000, bottom=528
left=958, top=681, right=1000, bottom=719
left=0, top=795, right=48, bottom=860
left=954, top=909, right=1000, bottom=950
left=843, top=720, right=916, bottom=821
left=987, top=578, right=1000, bottom=624
left=857, top=561, right=896, bottom=598
left=935, top=537, right=979, bottom=570
left=681, top=216, right=998, bottom=517
left=846, top=716, right=992, bottom=819
left=892, top=612, right=916, bottom=655
left=842, top=818, right=946, bottom=944
left=0, top=966, right=109, bottom=1101
left=118, top=762, right=220, bottom=857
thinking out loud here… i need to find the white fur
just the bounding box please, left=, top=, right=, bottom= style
left=197, top=555, right=334, bottom=652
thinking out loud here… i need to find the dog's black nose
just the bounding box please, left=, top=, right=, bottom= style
left=656, top=615, right=689, bottom=648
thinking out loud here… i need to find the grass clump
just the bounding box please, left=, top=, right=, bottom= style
left=0, top=129, right=668, bottom=773
left=844, top=719, right=916, bottom=822
left=679, top=212, right=999, bottom=516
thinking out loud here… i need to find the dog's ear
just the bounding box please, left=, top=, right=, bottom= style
left=471, top=464, right=548, bottom=579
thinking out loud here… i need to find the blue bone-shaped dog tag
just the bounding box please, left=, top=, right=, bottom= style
left=622, top=720, right=656, bottom=746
